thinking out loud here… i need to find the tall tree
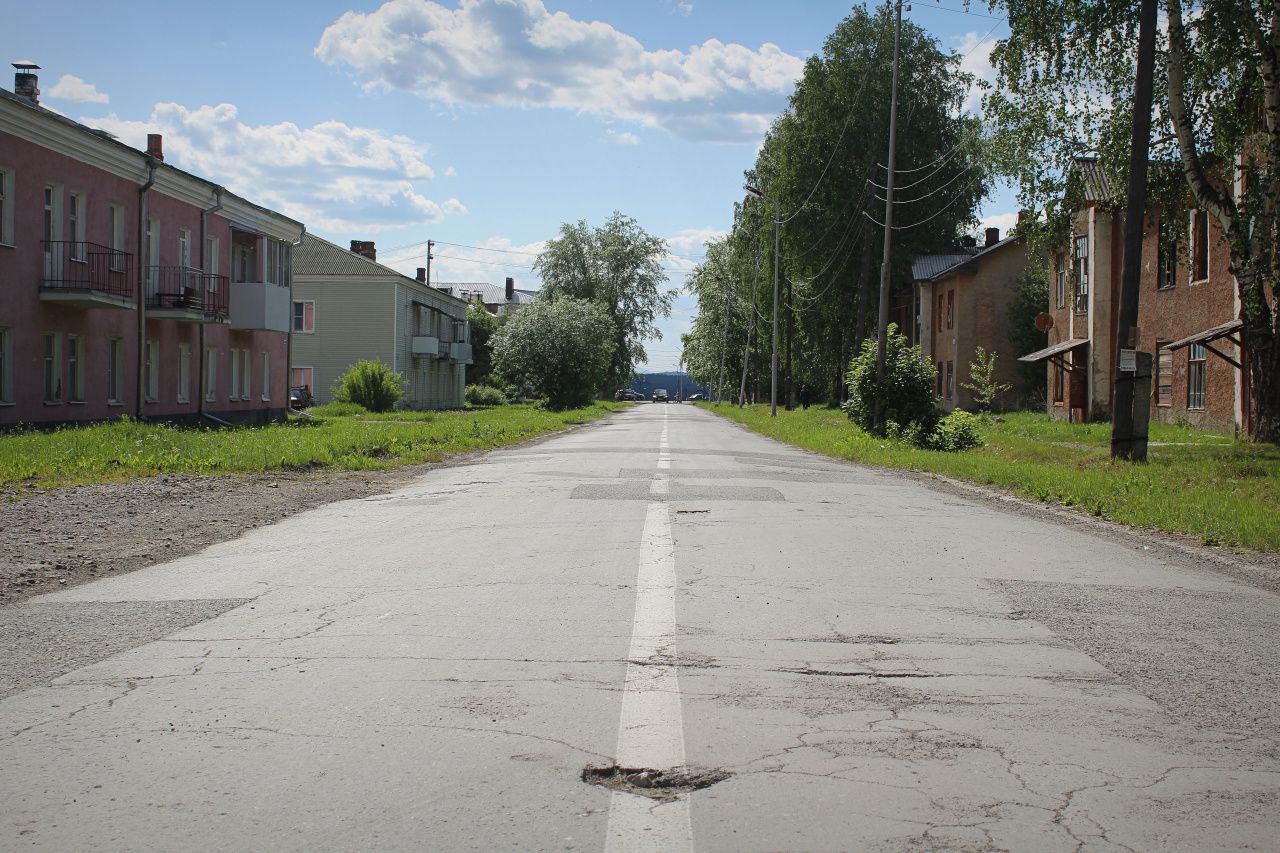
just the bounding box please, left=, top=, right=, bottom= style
left=535, top=212, right=676, bottom=392
left=704, top=4, right=988, bottom=404
left=988, top=0, right=1280, bottom=441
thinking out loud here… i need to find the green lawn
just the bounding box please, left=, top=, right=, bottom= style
left=701, top=404, right=1280, bottom=551
left=0, top=402, right=626, bottom=490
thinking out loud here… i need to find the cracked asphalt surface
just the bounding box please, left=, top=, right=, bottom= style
left=1, top=404, right=1278, bottom=851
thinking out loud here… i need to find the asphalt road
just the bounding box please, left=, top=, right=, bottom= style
left=1, top=404, right=1277, bottom=852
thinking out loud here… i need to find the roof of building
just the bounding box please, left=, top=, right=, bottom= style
left=1165, top=318, right=1243, bottom=351
left=1018, top=337, right=1090, bottom=363
left=913, top=233, right=1022, bottom=283
left=293, top=235, right=469, bottom=307
left=1071, top=157, right=1117, bottom=203
left=434, top=282, right=539, bottom=305
left=0, top=86, right=303, bottom=236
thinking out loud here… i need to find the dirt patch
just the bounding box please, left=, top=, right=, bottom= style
left=581, top=765, right=731, bottom=801
left=0, top=455, right=505, bottom=607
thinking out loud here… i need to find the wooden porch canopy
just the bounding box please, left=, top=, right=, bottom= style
left=1018, top=338, right=1089, bottom=372
left=1164, top=318, right=1244, bottom=369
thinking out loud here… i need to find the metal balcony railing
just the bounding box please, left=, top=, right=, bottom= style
left=41, top=241, right=134, bottom=299
left=144, top=266, right=230, bottom=320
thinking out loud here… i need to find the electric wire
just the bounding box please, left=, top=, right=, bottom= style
left=776, top=113, right=855, bottom=226
left=867, top=146, right=963, bottom=192
left=863, top=175, right=982, bottom=230
left=871, top=161, right=980, bottom=206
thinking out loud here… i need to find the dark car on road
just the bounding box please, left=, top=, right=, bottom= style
left=614, top=389, right=643, bottom=401
left=652, top=388, right=670, bottom=403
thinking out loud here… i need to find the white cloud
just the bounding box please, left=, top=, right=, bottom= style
left=606, top=128, right=639, bottom=145
left=88, top=102, right=462, bottom=232
left=444, top=165, right=457, bottom=176
left=48, top=74, right=109, bottom=104
left=676, top=2, right=695, bottom=16
left=978, top=211, right=1019, bottom=239
left=954, top=31, right=997, bottom=115
left=315, top=0, right=804, bottom=143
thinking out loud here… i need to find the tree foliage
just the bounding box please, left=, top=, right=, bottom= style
left=535, top=212, right=675, bottom=392
left=682, top=4, right=989, bottom=407
left=987, top=0, right=1280, bottom=440
left=1006, top=267, right=1049, bottom=401
left=465, top=304, right=503, bottom=387
left=492, top=298, right=616, bottom=410
left=961, top=346, right=1013, bottom=412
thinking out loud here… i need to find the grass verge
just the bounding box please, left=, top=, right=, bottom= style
left=701, top=404, right=1280, bottom=551
left=1, top=402, right=626, bottom=489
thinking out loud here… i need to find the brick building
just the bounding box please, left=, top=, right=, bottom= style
left=0, top=66, right=304, bottom=428
left=1021, top=158, right=1244, bottom=432
left=913, top=228, right=1028, bottom=411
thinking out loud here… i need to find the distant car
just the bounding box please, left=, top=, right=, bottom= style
left=289, top=386, right=314, bottom=411
left=614, top=389, right=643, bottom=401
left=687, top=393, right=706, bottom=401
left=652, top=388, right=669, bottom=403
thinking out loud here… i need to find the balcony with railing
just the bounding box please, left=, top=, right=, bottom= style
left=40, top=241, right=135, bottom=309
left=144, top=266, right=230, bottom=323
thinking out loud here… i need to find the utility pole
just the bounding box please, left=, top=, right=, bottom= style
left=739, top=232, right=761, bottom=406
left=770, top=205, right=780, bottom=417
left=425, top=240, right=435, bottom=286
left=717, top=276, right=731, bottom=404
left=873, top=0, right=903, bottom=431
left=785, top=272, right=793, bottom=409
left=1110, top=0, right=1158, bottom=461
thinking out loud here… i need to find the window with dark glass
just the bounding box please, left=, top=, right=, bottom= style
left=1187, top=344, right=1207, bottom=409
left=1073, top=235, right=1089, bottom=313
left=1055, top=252, right=1066, bottom=308
left=1191, top=210, right=1210, bottom=282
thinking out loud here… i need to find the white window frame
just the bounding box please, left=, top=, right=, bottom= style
left=292, top=300, right=315, bottom=334
left=241, top=348, right=252, bottom=400
left=145, top=340, right=160, bottom=402
left=205, top=235, right=219, bottom=278
left=107, top=337, right=122, bottom=404
left=106, top=203, right=124, bottom=271
left=261, top=352, right=271, bottom=401
left=66, top=334, right=84, bottom=403
left=178, top=343, right=191, bottom=404
left=0, top=166, right=14, bottom=246
left=205, top=348, right=218, bottom=403
left=43, top=332, right=62, bottom=402
left=230, top=347, right=240, bottom=400
left=178, top=228, right=191, bottom=270
left=68, top=191, right=86, bottom=261
left=0, top=326, right=13, bottom=404
left=1189, top=210, right=1211, bottom=285
left=1188, top=343, right=1208, bottom=410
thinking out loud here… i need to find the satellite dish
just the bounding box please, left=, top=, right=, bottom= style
left=1035, top=312, right=1054, bottom=332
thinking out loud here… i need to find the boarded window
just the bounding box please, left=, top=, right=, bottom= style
left=1156, top=343, right=1172, bottom=406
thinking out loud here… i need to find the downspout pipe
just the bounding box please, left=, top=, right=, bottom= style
left=287, top=227, right=306, bottom=420
left=135, top=157, right=158, bottom=420
left=199, top=187, right=225, bottom=423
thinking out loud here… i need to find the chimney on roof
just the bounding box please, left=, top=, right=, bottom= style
left=350, top=240, right=376, bottom=262
left=505, top=277, right=515, bottom=302
left=416, top=267, right=426, bottom=282
left=985, top=227, right=1000, bottom=247
left=12, top=61, right=39, bottom=104
left=146, top=133, right=164, bottom=162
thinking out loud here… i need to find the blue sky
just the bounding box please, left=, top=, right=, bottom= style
left=5, top=0, right=1014, bottom=371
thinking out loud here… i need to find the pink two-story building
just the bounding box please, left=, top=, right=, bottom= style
left=0, top=65, right=304, bottom=428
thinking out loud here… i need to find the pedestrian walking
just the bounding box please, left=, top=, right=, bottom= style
left=799, top=384, right=811, bottom=409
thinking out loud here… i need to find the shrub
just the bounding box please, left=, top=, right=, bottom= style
left=492, top=297, right=616, bottom=409
left=332, top=360, right=405, bottom=413
left=465, top=384, right=508, bottom=407
left=960, top=346, right=1012, bottom=412
left=842, top=325, right=938, bottom=437
left=924, top=410, right=984, bottom=452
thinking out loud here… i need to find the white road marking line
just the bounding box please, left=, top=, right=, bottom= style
left=607, top=407, right=692, bottom=853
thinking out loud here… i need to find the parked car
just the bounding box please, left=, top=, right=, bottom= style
left=652, top=388, right=670, bottom=403
left=614, top=389, right=643, bottom=401
left=688, top=393, right=706, bottom=401
left=289, top=386, right=315, bottom=411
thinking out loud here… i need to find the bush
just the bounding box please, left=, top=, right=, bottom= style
left=465, top=384, right=508, bottom=407
left=492, top=298, right=616, bottom=409
left=924, top=410, right=984, bottom=452
left=842, top=325, right=938, bottom=437
left=332, top=360, right=405, bottom=413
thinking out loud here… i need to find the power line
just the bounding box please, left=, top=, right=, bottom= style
left=777, top=113, right=855, bottom=226
left=872, top=161, right=980, bottom=205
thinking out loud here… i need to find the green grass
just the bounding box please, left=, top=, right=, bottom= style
left=701, top=404, right=1280, bottom=551
left=0, top=402, right=626, bottom=490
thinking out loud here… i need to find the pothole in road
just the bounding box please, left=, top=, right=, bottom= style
left=779, top=667, right=941, bottom=679
left=581, top=765, right=732, bottom=801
